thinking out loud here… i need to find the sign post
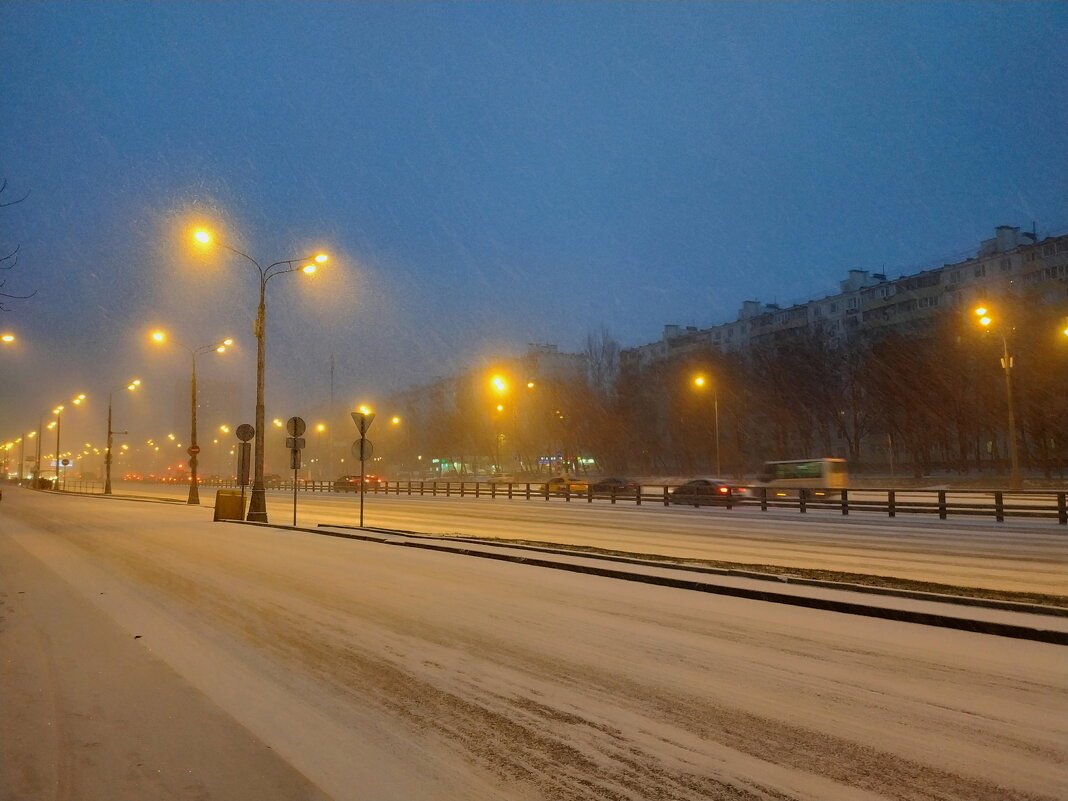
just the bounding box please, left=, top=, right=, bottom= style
left=350, top=412, right=376, bottom=526
left=235, top=424, right=255, bottom=513
left=286, top=417, right=306, bottom=526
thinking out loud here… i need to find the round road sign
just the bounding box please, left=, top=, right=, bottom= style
left=351, top=438, right=373, bottom=461
left=188, top=445, right=201, bottom=455
left=287, top=416, right=307, bottom=437
left=236, top=423, right=255, bottom=442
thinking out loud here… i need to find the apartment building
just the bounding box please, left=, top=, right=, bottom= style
left=622, top=225, right=1068, bottom=370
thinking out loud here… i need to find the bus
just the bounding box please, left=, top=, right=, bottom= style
left=757, top=458, right=847, bottom=499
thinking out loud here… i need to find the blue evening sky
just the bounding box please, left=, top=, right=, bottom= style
left=1, top=1, right=1065, bottom=444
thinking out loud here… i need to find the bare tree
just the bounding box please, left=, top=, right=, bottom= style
left=1, top=176, right=37, bottom=311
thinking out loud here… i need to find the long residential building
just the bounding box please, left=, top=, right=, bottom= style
left=622, top=225, right=1068, bottom=370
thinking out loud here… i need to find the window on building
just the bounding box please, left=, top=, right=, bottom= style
left=974, top=264, right=986, bottom=278
left=1000, top=258, right=1011, bottom=272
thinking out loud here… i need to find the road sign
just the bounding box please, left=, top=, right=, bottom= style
left=351, top=438, right=373, bottom=461
left=188, top=445, right=201, bottom=455
left=287, top=416, right=306, bottom=437
left=285, top=437, right=306, bottom=450
left=236, top=423, right=255, bottom=442
left=290, top=450, right=302, bottom=470
left=61, top=458, right=70, bottom=466
left=351, top=412, right=375, bottom=435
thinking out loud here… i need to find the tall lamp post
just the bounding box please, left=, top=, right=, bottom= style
left=976, top=306, right=1025, bottom=489
left=104, top=379, right=142, bottom=495
left=151, top=330, right=233, bottom=504
left=193, top=229, right=327, bottom=522
left=693, top=375, right=721, bottom=476
left=50, top=394, right=86, bottom=490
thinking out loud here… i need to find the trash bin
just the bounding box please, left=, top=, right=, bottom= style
left=213, top=489, right=245, bottom=521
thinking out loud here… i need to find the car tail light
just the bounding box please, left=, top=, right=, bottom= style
left=718, top=486, right=729, bottom=493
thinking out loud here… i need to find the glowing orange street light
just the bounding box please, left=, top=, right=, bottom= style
left=193, top=228, right=331, bottom=522
left=151, top=330, right=234, bottom=504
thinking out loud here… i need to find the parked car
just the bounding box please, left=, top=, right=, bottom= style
left=589, top=477, right=640, bottom=496
left=669, top=478, right=750, bottom=506
left=333, top=474, right=387, bottom=492
left=487, top=472, right=517, bottom=484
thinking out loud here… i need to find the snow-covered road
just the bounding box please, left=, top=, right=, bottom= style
left=2, top=488, right=1066, bottom=800
left=117, top=482, right=1068, bottom=596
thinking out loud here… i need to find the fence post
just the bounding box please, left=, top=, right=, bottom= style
left=840, top=488, right=849, bottom=516
left=938, top=490, right=947, bottom=520
left=798, top=489, right=807, bottom=514
left=888, top=490, right=896, bottom=518
left=490, top=482, right=496, bottom=499
left=760, top=487, right=767, bottom=512
left=635, top=485, right=642, bottom=506
left=508, top=482, right=513, bottom=500
left=587, top=485, right=593, bottom=503
left=565, top=484, right=571, bottom=503
left=663, top=486, right=669, bottom=507
left=1058, top=492, right=1066, bottom=525
left=610, top=487, right=617, bottom=505
left=994, top=491, right=1004, bottom=523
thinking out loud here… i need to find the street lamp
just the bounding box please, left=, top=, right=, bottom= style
left=315, top=423, right=326, bottom=480
left=104, top=379, right=141, bottom=495
left=193, top=228, right=327, bottom=523
left=692, top=374, right=721, bottom=476
left=50, top=394, right=86, bottom=490
left=1, top=333, right=14, bottom=343
left=974, top=306, right=1022, bottom=490
left=152, top=329, right=233, bottom=504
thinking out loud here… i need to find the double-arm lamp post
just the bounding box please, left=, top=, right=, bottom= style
left=193, top=230, right=327, bottom=522
left=49, top=393, right=86, bottom=489
left=104, top=379, right=141, bottom=495
left=151, top=331, right=233, bottom=504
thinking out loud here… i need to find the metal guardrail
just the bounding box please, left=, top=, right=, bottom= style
left=43, top=478, right=1068, bottom=524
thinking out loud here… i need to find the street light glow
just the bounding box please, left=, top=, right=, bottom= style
left=694, top=375, right=706, bottom=387
left=979, top=316, right=992, bottom=327
left=222, top=338, right=233, bottom=346
left=1, top=334, right=14, bottom=343
left=302, top=264, right=316, bottom=274
left=151, top=331, right=166, bottom=342
left=314, top=253, right=328, bottom=263
left=975, top=307, right=987, bottom=316
left=491, top=375, right=507, bottom=392
left=316, top=423, right=326, bottom=432
left=194, top=230, right=211, bottom=244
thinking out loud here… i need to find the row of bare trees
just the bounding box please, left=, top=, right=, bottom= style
left=399, top=301, right=1066, bottom=481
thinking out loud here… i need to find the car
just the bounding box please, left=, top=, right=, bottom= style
left=543, top=476, right=589, bottom=495
left=263, top=473, right=283, bottom=488
left=589, top=477, right=640, bottom=496
left=333, top=474, right=387, bottom=492
left=487, top=472, right=517, bottom=484
left=669, top=478, right=750, bottom=506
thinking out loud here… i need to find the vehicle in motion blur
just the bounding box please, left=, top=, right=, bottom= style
left=757, top=458, right=847, bottom=499
left=589, top=477, right=640, bottom=496
left=333, top=474, right=387, bottom=492
left=669, top=478, right=749, bottom=506
left=544, top=476, right=590, bottom=495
